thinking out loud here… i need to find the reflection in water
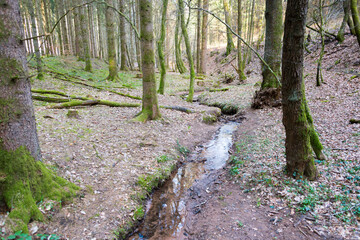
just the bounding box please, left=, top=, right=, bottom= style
left=128, top=122, right=239, bottom=240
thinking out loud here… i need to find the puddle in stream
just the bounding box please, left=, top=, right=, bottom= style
left=127, top=122, right=239, bottom=240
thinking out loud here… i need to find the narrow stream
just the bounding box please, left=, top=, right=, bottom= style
left=127, top=122, right=239, bottom=240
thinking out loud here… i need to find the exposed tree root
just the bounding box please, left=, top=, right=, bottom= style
left=251, top=88, right=281, bottom=109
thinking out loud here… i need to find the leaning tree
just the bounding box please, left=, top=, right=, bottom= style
left=0, top=0, right=77, bottom=233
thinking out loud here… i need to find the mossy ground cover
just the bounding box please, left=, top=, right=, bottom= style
left=0, top=147, right=79, bottom=234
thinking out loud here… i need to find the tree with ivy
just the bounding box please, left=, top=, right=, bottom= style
left=0, top=0, right=78, bottom=233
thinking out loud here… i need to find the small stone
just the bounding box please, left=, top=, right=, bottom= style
left=81, top=211, right=86, bottom=215
left=30, top=224, right=38, bottom=234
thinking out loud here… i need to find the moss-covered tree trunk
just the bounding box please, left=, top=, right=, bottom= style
left=199, top=0, right=208, bottom=74
left=119, top=0, right=128, bottom=71
left=261, top=0, right=282, bottom=89
left=223, top=0, right=235, bottom=56
left=105, top=0, right=119, bottom=80
left=0, top=0, right=78, bottom=233
left=282, top=0, right=318, bottom=180
left=337, top=0, right=352, bottom=43
left=179, top=0, right=195, bottom=102
left=175, top=12, right=187, bottom=74
left=135, top=0, right=141, bottom=70
left=237, top=0, right=246, bottom=81
left=351, top=0, right=360, bottom=47
left=157, top=0, right=168, bottom=95
left=26, top=0, right=43, bottom=80
left=79, top=0, right=92, bottom=72
left=196, top=0, right=202, bottom=73
left=134, top=0, right=161, bottom=122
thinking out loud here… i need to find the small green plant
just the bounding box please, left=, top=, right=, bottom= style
left=175, top=140, right=190, bottom=157
left=36, top=234, right=61, bottom=240
left=2, top=231, right=31, bottom=240
left=133, top=206, right=145, bottom=220
left=236, top=220, right=244, bottom=228
left=156, top=155, right=171, bottom=163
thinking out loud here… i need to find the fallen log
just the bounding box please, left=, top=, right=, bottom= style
left=160, top=105, right=195, bottom=113
left=209, top=87, right=230, bottom=92
left=32, top=95, right=70, bottom=103
left=45, top=69, right=141, bottom=100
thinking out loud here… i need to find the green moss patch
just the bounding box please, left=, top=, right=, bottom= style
left=0, top=146, right=79, bottom=233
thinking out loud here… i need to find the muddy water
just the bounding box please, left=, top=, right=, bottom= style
left=127, top=122, right=239, bottom=240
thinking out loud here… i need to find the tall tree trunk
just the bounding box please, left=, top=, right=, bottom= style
left=0, top=1, right=78, bottom=233
left=157, top=0, right=168, bottom=95
left=55, top=2, right=63, bottom=55
left=261, top=0, right=282, bottom=89
left=175, top=11, right=187, bottom=74
left=97, top=0, right=105, bottom=59
left=347, top=0, right=356, bottom=35
left=88, top=3, right=96, bottom=58
left=105, top=0, right=118, bottom=80
left=79, top=0, right=92, bottom=71
left=58, top=0, right=70, bottom=55
left=337, top=0, right=351, bottom=43
left=66, top=0, right=75, bottom=55
left=119, top=0, right=128, bottom=70
left=74, top=2, right=83, bottom=59
left=316, top=0, right=325, bottom=86
left=134, top=0, right=161, bottom=122
left=196, top=0, right=202, bottom=73
left=135, top=0, right=141, bottom=70
left=26, top=0, right=43, bottom=80
left=179, top=0, right=195, bottom=102
left=282, top=0, right=318, bottom=180
left=223, top=0, right=235, bottom=56
left=199, top=0, right=208, bottom=74
left=237, top=0, right=246, bottom=80
left=351, top=0, right=360, bottom=47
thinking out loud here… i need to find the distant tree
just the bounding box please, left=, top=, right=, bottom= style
left=223, top=0, right=235, bottom=56
left=0, top=0, right=77, bottom=232
left=134, top=0, right=161, bottom=121
left=237, top=0, right=246, bottom=81
left=119, top=0, right=128, bottom=70
left=79, top=0, right=92, bottom=72
left=261, top=0, right=282, bottom=90
left=26, top=0, right=43, bottom=80
left=175, top=11, right=187, bottom=74
left=179, top=0, right=195, bottom=102
left=196, top=0, right=202, bottom=73
left=282, top=0, right=325, bottom=180
left=199, top=0, right=208, bottom=74
left=105, top=0, right=119, bottom=80
left=351, top=0, right=360, bottom=47
left=157, top=0, right=169, bottom=95
left=337, top=0, right=352, bottom=42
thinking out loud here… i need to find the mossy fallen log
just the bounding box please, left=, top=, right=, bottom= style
left=45, top=69, right=141, bottom=100
left=160, top=105, right=195, bottom=113
left=48, top=100, right=140, bottom=109
left=32, top=95, right=70, bottom=103
left=209, top=87, right=230, bottom=92
left=350, top=119, right=360, bottom=124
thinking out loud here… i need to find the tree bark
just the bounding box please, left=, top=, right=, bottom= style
left=261, top=0, right=282, bottom=89
left=105, top=0, right=119, bottom=80
left=351, top=0, right=360, bottom=47
left=199, top=0, right=208, bottom=74
left=223, top=0, right=235, bottom=56
left=179, top=0, right=195, bottom=102
left=58, top=0, right=70, bottom=55
left=282, top=0, right=318, bottom=180
left=134, top=0, right=161, bottom=121
left=157, top=0, right=168, bottom=95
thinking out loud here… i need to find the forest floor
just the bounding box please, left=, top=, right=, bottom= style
left=0, top=36, right=359, bottom=240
